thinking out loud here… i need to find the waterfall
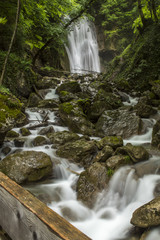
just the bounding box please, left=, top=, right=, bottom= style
left=65, top=18, right=100, bottom=74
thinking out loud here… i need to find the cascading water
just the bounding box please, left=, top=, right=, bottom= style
left=65, top=18, right=100, bottom=74
left=1, top=83, right=160, bottom=239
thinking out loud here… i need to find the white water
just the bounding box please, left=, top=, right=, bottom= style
left=1, top=89, right=160, bottom=239
left=65, top=18, right=100, bottom=74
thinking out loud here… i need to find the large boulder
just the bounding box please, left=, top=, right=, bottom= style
left=77, top=162, right=108, bottom=208
left=58, top=91, right=77, bottom=103
left=133, top=96, right=157, bottom=118
left=0, top=91, right=27, bottom=146
left=0, top=151, right=52, bottom=184
left=36, top=76, right=60, bottom=89
left=106, top=155, right=132, bottom=170
left=131, top=196, right=160, bottom=228
left=59, top=100, right=94, bottom=135
left=56, top=139, right=97, bottom=167
left=115, top=143, right=149, bottom=163
left=38, top=99, right=59, bottom=109
left=96, top=108, right=142, bottom=138
left=93, top=145, right=114, bottom=163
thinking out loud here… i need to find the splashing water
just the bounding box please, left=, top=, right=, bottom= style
left=65, top=18, right=100, bottom=74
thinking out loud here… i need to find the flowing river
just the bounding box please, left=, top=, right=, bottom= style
left=1, top=86, right=160, bottom=240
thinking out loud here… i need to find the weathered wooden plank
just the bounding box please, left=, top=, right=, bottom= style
left=0, top=172, right=91, bottom=240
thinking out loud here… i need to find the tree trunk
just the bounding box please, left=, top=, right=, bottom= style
left=151, top=0, right=158, bottom=22
left=0, top=0, right=21, bottom=85
left=137, top=0, right=146, bottom=27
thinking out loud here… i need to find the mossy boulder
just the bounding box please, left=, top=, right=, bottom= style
left=0, top=151, right=53, bottom=184
left=0, top=91, right=27, bottom=145
left=56, top=81, right=81, bottom=94
left=59, top=91, right=77, bottom=103
left=77, top=162, right=108, bottom=208
left=36, top=76, right=60, bottom=89
left=93, top=145, right=114, bottom=163
left=151, top=80, right=160, bottom=99
left=131, top=196, right=160, bottom=228
left=32, top=136, right=48, bottom=146
left=56, top=139, right=98, bottom=167
left=47, top=131, right=80, bottom=147
left=6, top=130, right=19, bottom=138
left=133, top=96, right=157, bottom=118
left=106, top=155, right=132, bottom=170
left=20, top=127, right=31, bottom=136
left=115, top=143, right=149, bottom=163
left=96, top=108, right=142, bottom=139
left=27, top=93, right=41, bottom=108
left=59, top=100, right=94, bottom=135
left=96, top=136, right=123, bottom=150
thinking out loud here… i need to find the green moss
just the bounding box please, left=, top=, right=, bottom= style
left=60, top=102, right=74, bottom=114
left=107, top=168, right=114, bottom=177
left=60, top=91, right=69, bottom=96
left=6, top=130, right=19, bottom=138
left=124, top=155, right=131, bottom=164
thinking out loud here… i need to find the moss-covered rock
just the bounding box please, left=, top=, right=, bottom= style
left=0, top=151, right=53, bottom=184
left=36, top=76, right=60, bottom=89
left=106, top=155, right=132, bottom=170
left=152, top=120, right=160, bottom=147
left=93, top=145, right=114, bottom=162
left=32, top=136, right=48, bottom=146
left=47, top=131, right=80, bottom=146
left=59, top=100, right=94, bottom=135
left=59, top=91, right=77, bottom=103
left=56, top=139, right=97, bottom=167
left=20, top=127, right=31, bottom=136
left=96, top=136, right=123, bottom=150
left=56, top=81, right=81, bottom=94
left=0, top=91, right=27, bottom=145
left=6, top=130, right=19, bottom=138
left=27, top=93, right=41, bottom=107
left=77, top=162, right=108, bottom=208
left=38, top=126, right=55, bottom=135
left=38, top=99, right=59, bottom=109
left=115, top=143, right=149, bottom=163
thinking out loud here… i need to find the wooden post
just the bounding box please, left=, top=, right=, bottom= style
left=0, top=172, right=91, bottom=240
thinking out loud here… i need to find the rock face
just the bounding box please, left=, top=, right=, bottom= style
left=56, top=139, right=97, bottom=167
left=0, top=151, right=52, bottom=184
left=131, top=196, right=160, bottom=228
left=96, top=108, right=142, bottom=138
left=77, top=162, right=108, bottom=208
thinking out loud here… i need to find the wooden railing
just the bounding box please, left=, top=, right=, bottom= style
left=0, top=172, right=91, bottom=240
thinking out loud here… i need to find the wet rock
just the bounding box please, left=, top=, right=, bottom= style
left=14, top=138, right=25, bottom=147
left=96, top=136, right=123, bottom=150
left=38, top=99, right=59, bottom=109
left=134, top=98, right=157, bottom=118
left=0, top=151, right=53, bottom=184
left=47, top=131, right=80, bottom=146
left=93, top=145, right=114, bottom=162
left=133, top=160, right=160, bottom=178
left=77, top=162, right=108, bottom=208
left=1, top=146, right=11, bottom=155
left=20, top=127, right=31, bottom=136
left=56, top=81, right=81, bottom=94
left=152, top=120, right=160, bottom=147
left=106, top=155, right=132, bottom=170
left=115, top=143, right=149, bottom=163
left=27, top=93, right=41, bottom=107
left=59, top=100, right=94, bottom=136
left=59, top=91, right=77, bottom=103
left=96, top=108, right=142, bottom=139
left=36, top=76, right=60, bottom=89
left=38, top=125, right=55, bottom=135
left=32, top=136, right=48, bottom=146
left=131, top=196, right=160, bottom=228
left=6, top=130, right=19, bottom=138
left=56, top=139, right=97, bottom=167
left=151, top=80, right=160, bottom=99
left=154, top=181, right=160, bottom=197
